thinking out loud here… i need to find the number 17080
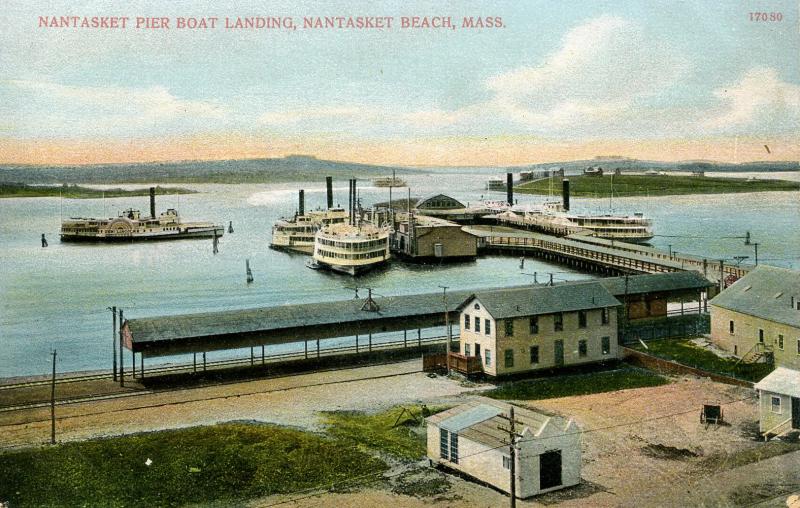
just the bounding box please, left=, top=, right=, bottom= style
left=749, top=12, right=783, bottom=21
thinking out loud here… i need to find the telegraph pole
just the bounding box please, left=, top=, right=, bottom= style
left=50, top=350, right=57, bottom=444
left=119, top=308, right=124, bottom=387
left=108, top=306, right=117, bottom=381
left=498, top=406, right=523, bottom=508
left=438, top=285, right=450, bottom=353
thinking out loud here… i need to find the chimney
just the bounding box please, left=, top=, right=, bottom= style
left=149, top=187, right=156, bottom=218
left=507, top=172, right=514, bottom=206
left=562, top=179, right=570, bottom=211
left=298, top=189, right=305, bottom=216
left=326, top=176, right=333, bottom=209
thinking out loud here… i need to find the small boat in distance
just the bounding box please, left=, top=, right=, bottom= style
left=312, top=222, right=391, bottom=276
left=373, top=176, right=407, bottom=187
left=60, top=187, right=223, bottom=242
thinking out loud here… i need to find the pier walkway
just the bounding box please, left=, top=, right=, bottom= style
left=464, top=226, right=750, bottom=285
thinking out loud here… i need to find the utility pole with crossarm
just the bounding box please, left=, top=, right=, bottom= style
left=498, top=406, right=524, bottom=508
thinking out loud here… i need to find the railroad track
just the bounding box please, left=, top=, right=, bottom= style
left=0, top=336, right=448, bottom=413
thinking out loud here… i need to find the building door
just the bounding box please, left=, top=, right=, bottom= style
left=554, top=340, right=564, bottom=366
left=474, top=343, right=481, bottom=359
left=792, top=397, right=800, bottom=429
left=539, top=450, right=562, bottom=490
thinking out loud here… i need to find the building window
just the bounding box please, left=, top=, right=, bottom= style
left=797, top=339, right=800, bottom=355
left=450, top=432, right=459, bottom=464
left=578, top=310, right=587, bottom=328
left=771, top=396, right=782, bottom=414
left=602, top=336, right=611, bottom=355
left=554, top=313, right=563, bottom=332
left=601, top=308, right=610, bottom=325
left=505, top=319, right=514, bottom=337
left=485, top=349, right=492, bottom=367
left=504, top=349, right=514, bottom=368
left=464, top=343, right=471, bottom=356
left=729, top=320, right=734, bottom=334
left=578, top=340, right=588, bottom=358
left=464, top=314, right=470, bottom=330
left=530, top=345, right=539, bottom=364
left=759, top=329, right=764, bottom=343
left=502, top=455, right=511, bottom=469
left=778, top=335, right=784, bottom=350
left=440, top=428, right=449, bottom=459
left=475, top=318, right=480, bottom=333
left=485, top=319, right=491, bottom=335
left=529, top=316, right=539, bottom=334
left=474, top=303, right=480, bottom=310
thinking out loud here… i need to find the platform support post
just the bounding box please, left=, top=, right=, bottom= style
left=193, top=353, right=197, bottom=373
left=140, top=355, right=144, bottom=379
left=203, top=352, right=206, bottom=371
left=132, top=350, right=136, bottom=379
left=250, top=347, right=254, bottom=366
left=404, top=330, right=407, bottom=348
left=262, top=345, right=265, bottom=365
left=356, top=334, right=359, bottom=353
left=304, top=341, right=308, bottom=359
left=316, top=339, right=320, bottom=358
left=418, top=328, right=421, bottom=347
left=369, top=332, right=372, bottom=352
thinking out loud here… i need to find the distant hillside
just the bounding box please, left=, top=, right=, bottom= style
left=0, top=155, right=419, bottom=184
left=503, top=158, right=798, bottom=173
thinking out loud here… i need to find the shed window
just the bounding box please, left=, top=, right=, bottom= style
left=505, top=319, right=514, bottom=337
left=778, top=335, right=784, bottom=350
left=529, top=316, right=539, bottom=334
left=759, top=329, right=764, bottom=343
left=464, top=314, right=470, bottom=330
left=485, top=319, right=491, bottom=335
left=554, top=313, right=563, bottom=332
left=504, top=349, right=514, bottom=368
left=440, top=428, right=449, bottom=459
left=578, top=310, right=587, bottom=328
left=449, top=432, right=459, bottom=463
left=502, top=455, right=511, bottom=469
left=602, top=336, right=611, bottom=355
left=578, top=340, right=588, bottom=358
left=729, top=320, right=734, bottom=334
left=771, top=396, right=782, bottom=414
left=797, top=339, right=800, bottom=355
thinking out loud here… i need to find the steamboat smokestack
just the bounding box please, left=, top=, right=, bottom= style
left=348, top=179, right=353, bottom=225
left=326, top=176, right=333, bottom=209
left=507, top=172, right=513, bottom=206
left=562, top=179, right=570, bottom=211
left=149, top=187, right=156, bottom=218
left=352, top=179, right=358, bottom=224
left=298, top=189, right=305, bottom=216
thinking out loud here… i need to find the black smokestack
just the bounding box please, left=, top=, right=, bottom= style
left=507, top=173, right=513, bottom=206
left=348, top=179, right=353, bottom=225
left=298, top=189, right=304, bottom=216
left=149, top=187, right=156, bottom=218
left=352, top=179, right=358, bottom=224
left=562, top=179, right=570, bottom=211
left=325, top=176, right=333, bottom=209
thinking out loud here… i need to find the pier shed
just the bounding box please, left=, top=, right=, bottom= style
left=392, top=215, right=477, bottom=261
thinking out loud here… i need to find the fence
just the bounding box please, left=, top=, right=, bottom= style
left=619, top=314, right=710, bottom=345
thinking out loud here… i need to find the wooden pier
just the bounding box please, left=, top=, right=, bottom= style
left=463, top=225, right=750, bottom=286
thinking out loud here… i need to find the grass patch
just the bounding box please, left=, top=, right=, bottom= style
left=323, top=405, right=450, bottom=461
left=485, top=367, right=668, bottom=400
left=633, top=339, right=773, bottom=382
left=0, top=423, right=387, bottom=508
left=697, top=440, right=800, bottom=473
left=515, top=174, right=800, bottom=197
left=0, top=183, right=196, bottom=199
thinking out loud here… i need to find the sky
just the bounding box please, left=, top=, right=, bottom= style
left=1, top=0, right=798, bottom=166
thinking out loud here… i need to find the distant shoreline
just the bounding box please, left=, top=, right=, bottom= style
left=0, top=183, right=198, bottom=199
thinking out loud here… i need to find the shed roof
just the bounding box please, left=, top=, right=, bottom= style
left=427, top=398, right=568, bottom=449
left=459, top=282, right=620, bottom=319
left=597, top=270, right=714, bottom=295
left=710, top=265, right=800, bottom=329
left=754, top=367, right=800, bottom=397
left=415, top=193, right=466, bottom=210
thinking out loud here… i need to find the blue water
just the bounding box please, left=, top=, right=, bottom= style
left=0, top=172, right=797, bottom=377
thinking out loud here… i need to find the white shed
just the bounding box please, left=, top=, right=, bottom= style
left=426, top=398, right=581, bottom=498
left=754, top=367, right=800, bottom=438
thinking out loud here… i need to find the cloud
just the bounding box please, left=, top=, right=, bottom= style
left=703, top=67, right=800, bottom=134
left=2, top=80, right=227, bottom=137
left=483, top=15, right=690, bottom=134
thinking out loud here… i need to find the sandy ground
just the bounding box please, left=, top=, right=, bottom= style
left=3, top=360, right=797, bottom=507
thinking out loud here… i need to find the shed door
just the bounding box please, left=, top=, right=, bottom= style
left=539, top=450, right=562, bottom=490
left=554, top=340, right=564, bottom=366
left=793, top=397, right=800, bottom=429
